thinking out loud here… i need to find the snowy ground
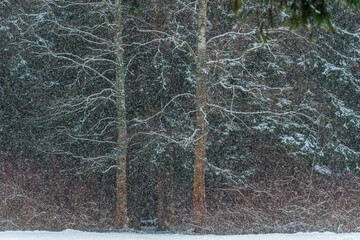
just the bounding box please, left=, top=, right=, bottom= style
left=1, top=230, right=360, bottom=240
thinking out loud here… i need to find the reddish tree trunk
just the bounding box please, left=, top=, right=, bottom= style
left=114, top=0, right=128, bottom=229
left=193, top=0, right=208, bottom=231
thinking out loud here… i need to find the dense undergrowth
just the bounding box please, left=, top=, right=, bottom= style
left=1, top=162, right=359, bottom=234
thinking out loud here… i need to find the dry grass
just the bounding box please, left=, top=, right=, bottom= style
left=203, top=172, right=360, bottom=234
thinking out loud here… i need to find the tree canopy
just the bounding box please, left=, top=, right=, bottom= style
left=231, top=0, right=359, bottom=29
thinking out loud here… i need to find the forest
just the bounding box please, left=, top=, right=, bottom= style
left=1, top=0, right=360, bottom=234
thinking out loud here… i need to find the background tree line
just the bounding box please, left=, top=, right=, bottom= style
left=0, top=0, right=360, bottom=233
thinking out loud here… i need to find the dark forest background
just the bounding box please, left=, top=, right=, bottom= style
left=1, top=0, right=360, bottom=234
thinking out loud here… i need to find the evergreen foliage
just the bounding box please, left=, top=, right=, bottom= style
left=0, top=0, right=359, bottom=234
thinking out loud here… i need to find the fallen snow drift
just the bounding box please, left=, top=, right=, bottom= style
left=1, top=230, right=360, bottom=240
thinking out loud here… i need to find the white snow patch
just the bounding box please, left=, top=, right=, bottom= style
left=280, top=136, right=301, bottom=146
left=253, top=122, right=273, bottom=132
left=1, top=231, right=360, bottom=240
left=0, top=25, right=10, bottom=31
left=314, top=164, right=332, bottom=175
left=335, top=144, right=360, bottom=161
left=276, top=98, right=292, bottom=108
left=300, top=139, right=315, bottom=153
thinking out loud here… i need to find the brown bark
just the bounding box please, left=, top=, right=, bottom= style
left=151, top=0, right=169, bottom=230
left=152, top=0, right=160, bottom=39
left=114, top=0, right=128, bottom=229
left=193, top=0, right=208, bottom=230
left=169, top=156, right=175, bottom=226
left=157, top=165, right=167, bottom=230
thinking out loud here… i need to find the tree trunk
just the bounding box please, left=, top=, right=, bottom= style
left=114, top=0, right=128, bottom=229
left=152, top=0, right=168, bottom=230
left=157, top=165, right=167, bottom=230
left=193, top=0, right=208, bottom=231
left=169, top=155, right=175, bottom=226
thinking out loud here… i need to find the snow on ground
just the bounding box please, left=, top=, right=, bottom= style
left=1, top=230, right=360, bottom=240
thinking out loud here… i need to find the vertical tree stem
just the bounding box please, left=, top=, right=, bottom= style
left=114, top=0, right=128, bottom=229
left=193, top=0, right=208, bottom=231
